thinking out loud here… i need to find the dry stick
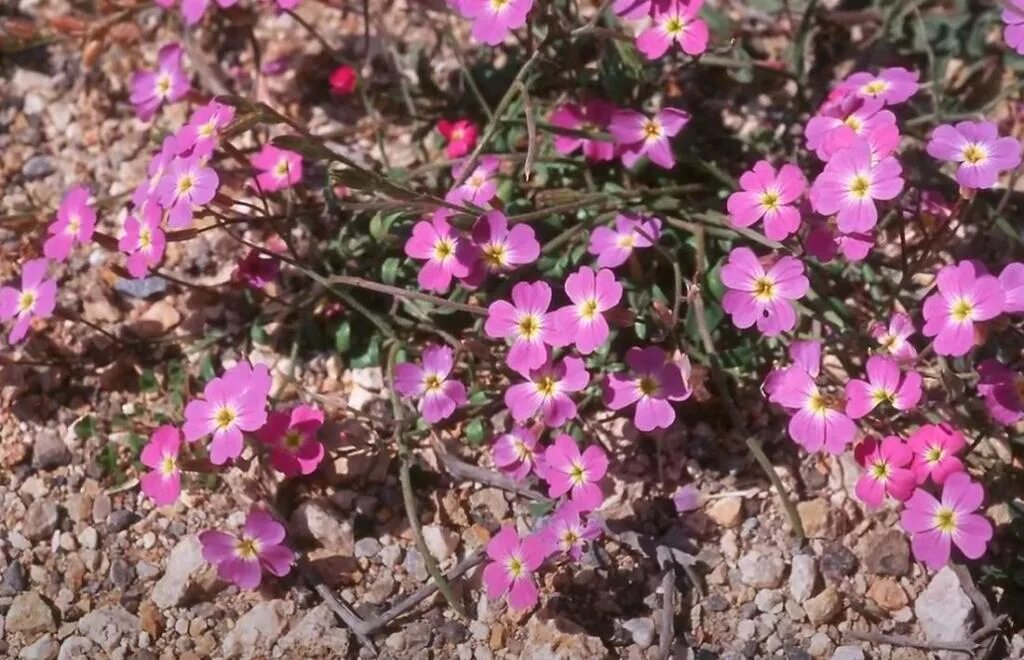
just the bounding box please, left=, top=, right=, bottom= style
left=325, top=275, right=488, bottom=316
left=518, top=81, right=538, bottom=182
left=655, top=545, right=676, bottom=660
left=843, top=630, right=975, bottom=653
left=306, top=575, right=379, bottom=653
left=430, top=435, right=546, bottom=500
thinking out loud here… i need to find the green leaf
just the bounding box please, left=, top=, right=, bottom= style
left=199, top=356, right=217, bottom=383
left=74, top=415, right=96, bottom=440
left=350, top=335, right=380, bottom=368
left=465, top=418, right=486, bottom=445
left=139, top=369, right=157, bottom=393
left=334, top=321, right=352, bottom=354
left=528, top=499, right=555, bottom=519
left=381, top=257, right=401, bottom=285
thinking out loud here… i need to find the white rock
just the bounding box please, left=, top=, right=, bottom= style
left=151, top=535, right=206, bottom=609
left=738, top=549, right=786, bottom=589
left=77, top=605, right=139, bottom=651
left=831, top=645, right=865, bottom=660
left=274, top=604, right=350, bottom=658
left=621, top=617, right=654, bottom=649
left=222, top=600, right=293, bottom=659
left=789, top=554, right=818, bottom=601
left=422, top=525, right=460, bottom=562
left=914, top=566, right=974, bottom=655
left=20, top=634, right=58, bottom=660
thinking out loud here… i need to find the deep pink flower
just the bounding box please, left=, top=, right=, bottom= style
left=726, top=161, right=806, bottom=240
left=182, top=361, right=271, bottom=465
left=809, top=138, right=904, bottom=233
left=482, top=526, right=547, bottom=610
left=140, top=425, right=183, bottom=506
left=485, top=281, right=556, bottom=375
left=844, top=356, right=923, bottom=419
left=119, top=202, right=166, bottom=279
left=636, top=0, right=709, bottom=59
left=1004, top=1, right=1024, bottom=55
left=233, top=240, right=284, bottom=290
left=605, top=346, right=691, bottom=432
left=609, top=108, right=690, bottom=169
left=926, top=121, right=1021, bottom=189
left=921, top=261, right=1004, bottom=357
left=0, top=258, right=57, bottom=345
left=492, top=426, right=540, bottom=481
left=721, top=247, right=808, bottom=336
left=462, top=210, right=540, bottom=286
left=256, top=405, right=325, bottom=476
left=539, top=501, right=602, bottom=560
left=999, top=262, right=1024, bottom=313
left=130, top=43, right=189, bottom=121
left=907, top=424, right=965, bottom=485
left=588, top=214, right=662, bottom=268
left=542, top=434, right=608, bottom=510
left=461, top=0, right=533, bottom=46
left=901, top=472, right=992, bottom=570
left=174, top=100, right=235, bottom=159
left=869, top=313, right=917, bottom=361
left=853, top=436, right=915, bottom=508
left=329, top=64, right=358, bottom=95
left=438, top=119, right=478, bottom=159
left=804, top=218, right=873, bottom=263
left=43, top=186, right=96, bottom=262
left=251, top=145, right=303, bottom=193
left=393, top=344, right=468, bottom=423
left=404, top=211, right=471, bottom=293
left=613, top=0, right=652, bottom=19
left=446, top=156, right=500, bottom=207
left=549, top=267, right=623, bottom=354
left=157, top=155, right=220, bottom=229
left=805, top=96, right=897, bottom=162
left=175, top=0, right=237, bottom=24
left=549, top=100, right=616, bottom=162
left=199, top=510, right=294, bottom=589
left=504, top=356, right=589, bottom=427
left=673, top=485, right=701, bottom=514
left=841, top=67, right=919, bottom=106
left=977, top=359, right=1024, bottom=425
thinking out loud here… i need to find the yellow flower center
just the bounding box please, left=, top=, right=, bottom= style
left=284, top=430, right=304, bottom=450
left=67, top=215, right=81, bottom=235
left=862, top=80, right=889, bottom=96
left=159, top=455, right=177, bottom=476
left=489, top=0, right=510, bottom=9
left=561, top=529, right=580, bottom=546
left=806, top=391, right=830, bottom=414
left=176, top=174, right=194, bottom=195
left=642, top=119, right=663, bottom=140
left=274, top=159, right=291, bottom=178
left=578, top=298, right=599, bottom=321
left=569, top=462, right=588, bottom=485
left=507, top=555, right=523, bottom=577
left=752, top=276, right=776, bottom=301
left=844, top=115, right=863, bottom=132
left=665, top=16, right=686, bottom=35
left=433, top=238, right=455, bottom=261
left=638, top=376, right=660, bottom=397
left=536, top=376, right=557, bottom=397
left=513, top=438, right=533, bottom=461
left=962, top=143, right=987, bottom=165
left=870, top=460, right=890, bottom=480
left=139, top=228, right=153, bottom=250
left=950, top=297, right=974, bottom=323
left=760, top=190, right=781, bottom=211
left=879, top=333, right=900, bottom=351
left=925, top=446, right=944, bottom=465
left=871, top=388, right=893, bottom=406
left=451, top=128, right=464, bottom=141
left=934, top=507, right=957, bottom=533
left=235, top=536, right=261, bottom=560
left=482, top=242, right=507, bottom=268
left=849, top=174, right=871, bottom=199
left=517, top=314, right=541, bottom=339
left=423, top=373, right=443, bottom=392
left=199, top=120, right=217, bottom=138
left=214, top=406, right=237, bottom=430
left=17, top=291, right=36, bottom=313
left=155, top=74, right=172, bottom=96
left=616, top=234, right=636, bottom=249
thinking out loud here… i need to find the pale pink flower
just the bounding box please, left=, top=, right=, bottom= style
left=901, top=472, right=992, bottom=569
left=140, top=425, right=183, bottom=506
left=907, top=423, right=965, bottom=485
left=393, top=344, right=468, bottom=423
left=157, top=155, right=220, bottom=229
left=133, top=136, right=178, bottom=208
left=844, top=356, right=923, bottom=419
left=182, top=361, right=271, bottom=465
left=0, top=258, right=57, bottom=345
left=251, top=145, right=303, bottom=193
left=926, top=121, right=1022, bottom=189
left=726, top=161, right=806, bottom=240
left=539, top=501, right=603, bottom=560
left=977, top=359, right=1024, bottom=425
left=921, top=261, right=1004, bottom=357
left=588, top=214, right=662, bottom=268
left=805, top=96, right=897, bottom=162
left=461, top=0, right=534, bottom=46
left=841, top=67, right=919, bottom=106
left=636, top=0, right=709, bottom=60
left=1004, top=0, right=1024, bottom=55
left=504, top=356, right=589, bottom=427
left=609, top=108, right=690, bottom=169
left=199, top=510, right=294, bottom=589
left=809, top=138, right=904, bottom=233
left=720, top=247, right=808, bottom=336
left=485, top=281, right=556, bottom=375
left=605, top=346, right=691, bottom=432
left=446, top=156, right=500, bottom=207
left=549, top=267, right=623, bottom=354
left=118, top=202, right=166, bottom=279
left=175, top=100, right=235, bottom=159
left=491, top=426, right=540, bottom=481
left=256, top=405, right=325, bottom=476
left=130, top=43, right=189, bottom=121
left=404, top=211, right=471, bottom=293
left=999, top=262, right=1024, bottom=313
left=869, top=313, right=917, bottom=361
left=542, top=434, right=608, bottom=510
left=482, top=526, right=547, bottom=610
left=44, top=186, right=96, bottom=262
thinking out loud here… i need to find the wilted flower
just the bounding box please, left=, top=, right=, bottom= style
left=588, top=214, right=662, bottom=268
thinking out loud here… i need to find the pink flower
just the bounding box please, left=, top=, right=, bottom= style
left=199, top=510, right=294, bottom=589
left=605, top=346, right=691, bottom=432
left=672, top=485, right=701, bottom=513
left=549, top=100, right=616, bottom=162
left=177, top=0, right=237, bottom=24
left=613, top=0, right=652, bottom=19
left=492, top=426, right=540, bottom=481
left=118, top=202, right=166, bottom=279
left=43, top=185, right=96, bottom=262
left=609, top=108, right=690, bottom=169
left=157, top=155, right=220, bottom=229
left=907, top=424, right=965, bottom=485
left=977, top=359, right=1024, bottom=425
left=636, top=0, right=709, bottom=59
left=869, top=313, right=917, bottom=361
left=462, top=210, right=540, bottom=286
left=482, top=526, right=547, bottom=610
left=461, top=0, right=534, bottom=45
left=921, top=261, right=1004, bottom=357
left=841, top=67, right=919, bottom=106
left=726, top=161, right=806, bottom=240
left=549, top=267, right=623, bottom=354
left=542, top=434, right=608, bottom=510
left=926, top=121, right=1022, bottom=190
left=130, top=43, right=189, bottom=121
left=805, top=96, right=897, bottom=162
left=999, top=262, right=1024, bottom=313
left=233, top=242, right=283, bottom=290
left=133, top=136, right=178, bottom=208
left=901, top=472, right=993, bottom=570
left=539, top=501, right=602, bottom=560
left=720, top=247, right=808, bottom=336
left=447, top=156, right=500, bottom=207
left=809, top=138, right=904, bottom=233
left=844, top=356, right=923, bottom=419
left=504, top=356, right=589, bottom=427
left=174, top=100, right=235, bottom=159
left=393, top=344, right=468, bottom=423
left=182, top=361, right=271, bottom=465
left=485, top=281, right=556, bottom=375
left=804, top=218, right=873, bottom=263
left=588, top=214, right=662, bottom=268
left=329, top=64, right=358, bottom=95
left=251, top=145, right=303, bottom=193
left=404, top=211, right=470, bottom=293
left=853, top=436, right=915, bottom=508
left=0, top=258, right=57, bottom=345
left=256, top=405, right=325, bottom=476
left=140, top=425, right=183, bottom=506
left=438, top=119, right=478, bottom=159
left=1004, top=0, right=1024, bottom=55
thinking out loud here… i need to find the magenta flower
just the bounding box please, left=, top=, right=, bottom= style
left=233, top=244, right=282, bottom=290
left=804, top=218, right=873, bottom=263
left=461, top=0, right=533, bottom=46
left=609, top=107, right=690, bottom=169
left=542, top=435, right=608, bottom=510
left=462, top=210, right=540, bottom=286
left=673, top=485, right=701, bottom=514
left=907, top=424, right=965, bottom=486
left=482, top=526, right=547, bottom=610
left=901, top=472, right=993, bottom=570
left=805, top=96, right=896, bottom=162
left=549, top=267, right=623, bottom=354
left=0, top=258, right=57, bottom=345
left=43, top=185, right=96, bottom=262
left=809, top=138, right=904, bottom=233
left=539, top=501, right=602, bottom=560
left=549, top=100, right=616, bottom=162
left=492, top=426, right=540, bottom=481
left=404, top=211, right=470, bottom=293
left=720, top=247, right=808, bottom=336
left=447, top=156, right=500, bottom=207
left=133, top=136, right=178, bottom=208
left=175, top=100, right=235, bottom=159
left=504, top=357, right=589, bottom=427
left=157, top=155, right=220, bottom=229
left=841, top=67, right=919, bottom=106
left=130, top=43, right=189, bottom=121
left=199, top=510, right=294, bottom=590
left=251, top=145, right=303, bottom=193
left=921, top=261, right=1004, bottom=357
left=438, top=119, right=478, bottom=159
left=869, top=313, right=917, bottom=361
left=926, top=121, right=1022, bottom=190
left=394, top=344, right=468, bottom=423
left=119, top=202, right=166, bottom=279
left=256, top=405, right=325, bottom=477
left=140, top=425, right=183, bottom=506
left=977, top=359, right=1024, bottom=425
left=485, top=281, right=556, bottom=375
left=182, top=361, right=271, bottom=465
left=999, top=262, right=1024, bottom=313
left=726, top=161, right=806, bottom=240
left=588, top=214, right=662, bottom=268
left=853, top=436, right=915, bottom=508
left=1004, top=1, right=1024, bottom=55
left=177, top=0, right=237, bottom=25
left=636, top=0, right=709, bottom=59
left=844, top=356, right=923, bottom=419
left=613, top=0, right=652, bottom=19
left=605, top=346, right=691, bottom=432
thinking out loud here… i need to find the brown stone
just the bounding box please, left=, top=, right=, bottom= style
left=866, top=578, right=908, bottom=612
left=706, top=497, right=743, bottom=528
left=139, top=600, right=164, bottom=638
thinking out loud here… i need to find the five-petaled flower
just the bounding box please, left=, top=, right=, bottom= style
left=251, top=145, right=304, bottom=193
left=119, top=202, right=167, bottom=279
left=726, top=161, right=807, bottom=240
left=0, top=258, right=57, bottom=345
left=853, top=435, right=915, bottom=508
left=542, top=434, right=608, bottom=510
left=255, top=405, right=325, bottom=477
left=605, top=346, right=692, bottom=432
left=140, top=425, right=184, bottom=506
left=504, top=356, right=589, bottom=427
left=183, top=361, right=271, bottom=465
left=921, top=261, right=1004, bottom=357
left=130, top=43, right=189, bottom=121
left=485, top=281, right=557, bottom=375
left=462, top=210, right=540, bottom=287
left=437, top=119, right=478, bottom=158
left=393, top=344, right=468, bottom=423
left=482, top=525, right=547, bottom=610
left=841, top=67, right=919, bottom=106
left=609, top=107, right=690, bottom=169
left=492, top=426, right=541, bottom=481
left=721, top=247, right=809, bottom=336
left=199, top=510, right=294, bottom=589
left=539, top=501, right=602, bottom=560
left=157, top=154, right=220, bottom=229
left=635, top=0, right=709, bottom=60
left=901, top=471, right=993, bottom=569
left=926, top=121, right=1022, bottom=190
left=175, top=100, right=235, bottom=159
left=447, top=156, right=500, bottom=207
left=844, top=355, right=923, bottom=419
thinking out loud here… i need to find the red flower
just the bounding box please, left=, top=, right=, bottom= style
left=329, top=65, right=357, bottom=95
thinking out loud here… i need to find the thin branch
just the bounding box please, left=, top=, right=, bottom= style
left=431, top=434, right=546, bottom=500
left=843, top=630, right=974, bottom=653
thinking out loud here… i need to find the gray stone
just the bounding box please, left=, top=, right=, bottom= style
left=290, top=501, right=354, bottom=554
left=221, top=599, right=293, bottom=659
left=1, top=561, right=28, bottom=596
left=754, top=589, right=783, bottom=614
left=737, top=619, right=757, bottom=641
left=422, top=525, right=459, bottom=562
left=31, top=432, right=71, bottom=470
left=77, top=605, right=139, bottom=651
left=151, top=535, right=205, bottom=609
left=738, top=549, right=786, bottom=589
left=274, top=604, right=350, bottom=658
left=404, top=549, right=429, bottom=582
left=914, top=566, right=974, bottom=653
left=806, top=632, right=833, bottom=657
left=23, top=500, right=59, bottom=541
left=862, top=530, right=911, bottom=577
left=7, top=591, right=56, bottom=635
left=820, top=543, right=857, bottom=581
left=56, top=636, right=95, bottom=660
left=521, top=614, right=608, bottom=659
left=76, top=527, right=98, bottom=551
left=109, top=558, right=135, bottom=589
left=22, top=155, right=55, bottom=180
left=831, top=646, right=865, bottom=660
left=19, top=634, right=58, bottom=660
left=114, top=277, right=168, bottom=300
left=789, top=554, right=818, bottom=602
left=354, top=537, right=381, bottom=558
left=622, top=618, right=655, bottom=649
